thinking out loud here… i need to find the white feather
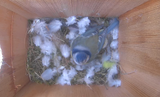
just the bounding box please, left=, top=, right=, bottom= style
left=107, top=65, right=121, bottom=87
left=76, top=65, right=85, bottom=71
left=33, top=35, right=42, bottom=47
left=111, top=27, right=119, bottom=40
left=110, top=40, right=118, bottom=49
left=30, top=19, right=48, bottom=35
left=42, top=55, right=51, bottom=67
left=66, top=16, right=77, bottom=26
left=66, top=27, right=78, bottom=40
left=30, top=19, right=40, bottom=33
left=40, top=40, right=57, bottom=55
left=94, top=62, right=102, bottom=73
left=60, top=44, right=70, bottom=58
left=57, top=69, right=70, bottom=85
left=78, top=17, right=90, bottom=28
left=101, top=51, right=111, bottom=64
left=112, top=50, right=119, bottom=62
left=84, top=67, right=95, bottom=85
left=41, top=68, right=57, bottom=80
left=68, top=66, right=77, bottom=78
left=78, top=27, right=87, bottom=34
left=48, top=20, right=62, bottom=33
left=78, top=17, right=90, bottom=34
left=57, top=67, right=77, bottom=85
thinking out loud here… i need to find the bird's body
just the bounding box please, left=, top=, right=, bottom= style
left=71, top=18, right=119, bottom=65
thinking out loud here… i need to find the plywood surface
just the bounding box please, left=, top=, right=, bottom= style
left=10, top=0, right=148, bottom=18
left=14, top=0, right=160, bottom=97
left=0, top=5, right=30, bottom=97
left=119, top=0, right=160, bottom=96
left=0, top=5, right=15, bottom=97
left=0, top=0, right=37, bottom=19
left=12, top=13, right=30, bottom=93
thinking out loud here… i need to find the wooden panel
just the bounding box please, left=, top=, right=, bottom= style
left=10, top=0, right=148, bottom=18
left=0, top=5, right=15, bottom=97
left=15, top=82, right=134, bottom=97
left=0, top=0, right=38, bottom=19
left=12, top=13, right=29, bottom=92
left=15, top=0, right=160, bottom=97
left=119, top=0, right=160, bottom=96
left=0, top=5, right=30, bottom=97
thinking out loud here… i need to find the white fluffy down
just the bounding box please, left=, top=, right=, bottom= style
left=60, top=44, right=70, bottom=58
left=112, top=50, right=119, bottom=62
left=66, top=16, right=77, bottom=26
left=41, top=68, right=57, bottom=80
left=48, top=20, right=62, bottom=33
left=76, top=65, right=85, bottom=71
left=66, top=27, right=78, bottom=40
left=30, top=19, right=47, bottom=35
left=78, top=17, right=90, bottom=34
left=107, top=65, right=121, bottom=87
left=111, top=27, right=119, bottom=40
left=40, top=40, right=57, bottom=55
left=42, top=55, right=51, bottom=67
left=84, top=67, right=95, bottom=85
left=33, top=35, right=42, bottom=47
left=110, top=40, right=118, bottom=49
left=57, top=67, right=77, bottom=85
left=101, top=51, right=111, bottom=64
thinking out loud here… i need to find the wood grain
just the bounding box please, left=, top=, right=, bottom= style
left=0, top=5, right=30, bottom=97
left=9, top=0, right=148, bottom=18
left=119, top=0, right=160, bottom=96
left=0, top=0, right=37, bottom=19
left=0, top=5, right=15, bottom=97
left=14, top=0, right=160, bottom=97
left=12, top=13, right=29, bottom=93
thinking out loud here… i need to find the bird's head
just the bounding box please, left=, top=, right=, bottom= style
left=73, top=51, right=91, bottom=65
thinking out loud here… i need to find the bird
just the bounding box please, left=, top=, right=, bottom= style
left=71, top=18, right=119, bottom=65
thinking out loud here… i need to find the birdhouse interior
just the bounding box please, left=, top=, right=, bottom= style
left=0, top=0, right=160, bottom=97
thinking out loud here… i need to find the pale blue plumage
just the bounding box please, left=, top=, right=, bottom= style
left=72, top=18, right=119, bottom=65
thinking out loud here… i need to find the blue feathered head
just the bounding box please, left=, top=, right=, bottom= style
left=72, top=48, right=91, bottom=65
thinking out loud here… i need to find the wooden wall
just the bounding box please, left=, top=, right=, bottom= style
left=1, top=0, right=148, bottom=19
left=119, top=0, right=160, bottom=96
left=15, top=0, right=160, bottom=97
left=0, top=5, right=29, bottom=97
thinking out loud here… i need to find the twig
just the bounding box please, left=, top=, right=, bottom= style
left=52, top=34, right=65, bottom=42
left=118, top=64, right=137, bottom=75
left=86, top=84, right=92, bottom=90
left=34, top=71, right=45, bottom=81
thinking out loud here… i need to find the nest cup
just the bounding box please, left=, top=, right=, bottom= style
left=0, top=0, right=160, bottom=97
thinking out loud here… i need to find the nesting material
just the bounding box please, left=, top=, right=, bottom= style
left=40, top=40, right=57, bottom=55
left=57, top=67, right=77, bottom=85
left=27, top=17, right=121, bottom=87
left=110, top=40, right=118, bottom=50
left=66, top=27, right=78, bottom=40
left=41, top=68, right=57, bottom=80
left=77, top=17, right=90, bottom=34
left=48, top=20, right=62, bottom=33
left=60, top=44, right=70, bottom=58
left=42, top=55, right=51, bottom=67
left=66, top=16, right=77, bottom=26
left=107, top=65, right=121, bottom=87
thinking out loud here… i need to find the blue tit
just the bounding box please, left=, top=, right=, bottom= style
left=71, top=18, right=119, bottom=65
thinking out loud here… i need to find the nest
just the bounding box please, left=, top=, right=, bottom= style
left=27, top=17, right=120, bottom=86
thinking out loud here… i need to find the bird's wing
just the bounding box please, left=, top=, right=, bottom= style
left=98, top=18, right=119, bottom=51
